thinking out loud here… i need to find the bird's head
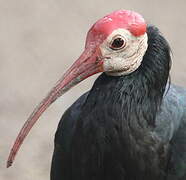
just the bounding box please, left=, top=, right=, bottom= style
left=85, top=10, right=147, bottom=76
left=7, top=10, right=148, bottom=167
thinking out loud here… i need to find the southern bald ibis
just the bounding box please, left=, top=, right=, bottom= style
left=7, top=10, right=186, bottom=180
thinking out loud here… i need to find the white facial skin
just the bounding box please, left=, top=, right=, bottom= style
left=100, top=29, right=148, bottom=76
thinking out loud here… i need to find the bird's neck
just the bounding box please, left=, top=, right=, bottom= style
left=86, top=72, right=165, bottom=129
left=75, top=72, right=169, bottom=179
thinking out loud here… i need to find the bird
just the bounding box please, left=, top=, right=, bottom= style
left=7, top=10, right=186, bottom=180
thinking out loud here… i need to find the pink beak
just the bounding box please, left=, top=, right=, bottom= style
left=7, top=46, right=103, bottom=168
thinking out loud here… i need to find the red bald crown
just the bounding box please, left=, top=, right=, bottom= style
left=86, top=10, right=146, bottom=48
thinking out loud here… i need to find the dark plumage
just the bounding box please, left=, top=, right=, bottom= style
left=50, top=26, right=186, bottom=180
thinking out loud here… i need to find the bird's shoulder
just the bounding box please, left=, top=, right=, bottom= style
left=168, top=85, right=186, bottom=179
left=158, top=84, right=186, bottom=179
left=155, top=84, right=186, bottom=142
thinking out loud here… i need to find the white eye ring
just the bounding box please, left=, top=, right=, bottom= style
left=109, top=35, right=126, bottom=50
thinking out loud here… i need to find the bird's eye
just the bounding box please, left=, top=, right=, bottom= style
left=110, top=37, right=126, bottom=50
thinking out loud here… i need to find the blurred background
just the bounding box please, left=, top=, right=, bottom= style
left=0, top=0, right=186, bottom=179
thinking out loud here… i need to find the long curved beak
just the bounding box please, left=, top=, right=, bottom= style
left=7, top=47, right=103, bottom=168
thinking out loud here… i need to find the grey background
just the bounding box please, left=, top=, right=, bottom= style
left=1, top=0, right=186, bottom=179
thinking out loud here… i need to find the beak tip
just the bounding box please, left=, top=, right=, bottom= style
left=7, top=151, right=14, bottom=168
left=6, top=161, right=12, bottom=168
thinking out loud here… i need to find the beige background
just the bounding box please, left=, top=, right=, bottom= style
left=1, top=0, right=186, bottom=179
